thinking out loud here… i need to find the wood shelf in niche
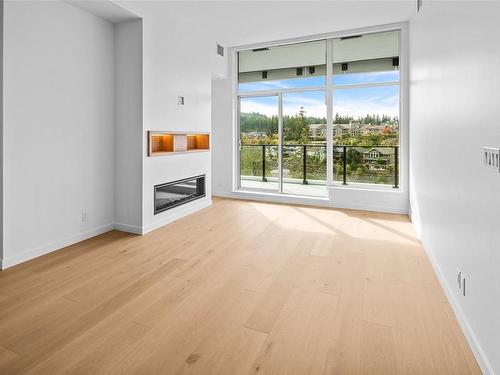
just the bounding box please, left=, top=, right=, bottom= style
left=148, top=131, right=210, bottom=156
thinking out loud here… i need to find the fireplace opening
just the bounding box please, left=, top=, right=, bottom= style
left=154, top=175, right=206, bottom=214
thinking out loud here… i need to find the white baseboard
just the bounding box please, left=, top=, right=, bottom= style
left=0, top=223, right=114, bottom=269
left=212, top=190, right=408, bottom=215
left=113, top=222, right=143, bottom=235
left=423, top=242, right=494, bottom=375
left=0, top=199, right=214, bottom=269
left=142, top=197, right=212, bottom=235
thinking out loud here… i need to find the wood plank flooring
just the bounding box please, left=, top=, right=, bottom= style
left=0, top=197, right=481, bottom=374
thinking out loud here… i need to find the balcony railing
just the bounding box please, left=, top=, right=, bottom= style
left=240, top=143, right=399, bottom=188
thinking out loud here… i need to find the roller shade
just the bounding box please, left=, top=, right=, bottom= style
left=238, top=31, right=399, bottom=83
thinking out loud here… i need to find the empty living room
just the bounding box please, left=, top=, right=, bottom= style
left=0, top=0, right=498, bottom=374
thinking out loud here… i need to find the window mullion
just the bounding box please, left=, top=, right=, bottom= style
left=278, top=92, right=283, bottom=193
left=326, top=38, right=333, bottom=187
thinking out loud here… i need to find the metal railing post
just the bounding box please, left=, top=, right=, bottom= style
left=394, top=146, right=399, bottom=188
left=342, top=146, right=347, bottom=185
left=332, top=145, right=335, bottom=183
left=302, top=145, right=308, bottom=185
left=262, top=145, right=267, bottom=182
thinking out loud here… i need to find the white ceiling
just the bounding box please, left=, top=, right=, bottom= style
left=114, top=1, right=415, bottom=48
left=66, top=0, right=139, bottom=23
left=216, top=1, right=414, bottom=48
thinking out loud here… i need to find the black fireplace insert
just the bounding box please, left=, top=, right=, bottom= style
left=154, top=175, right=205, bottom=214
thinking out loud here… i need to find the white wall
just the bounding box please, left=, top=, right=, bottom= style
left=139, top=3, right=212, bottom=231
left=1, top=0, right=227, bottom=266
left=116, top=1, right=228, bottom=232
left=114, top=19, right=143, bottom=234
left=409, top=2, right=500, bottom=374
left=0, top=0, right=4, bottom=262
left=211, top=78, right=233, bottom=196
left=2, top=1, right=116, bottom=266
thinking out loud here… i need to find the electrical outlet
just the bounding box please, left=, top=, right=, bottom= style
left=81, top=211, right=88, bottom=223
left=457, top=268, right=466, bottom=296
left=483, top=146, right=500, bottom=171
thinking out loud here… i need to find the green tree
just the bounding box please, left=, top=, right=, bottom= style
left=297, top=107, right=310, bottom=145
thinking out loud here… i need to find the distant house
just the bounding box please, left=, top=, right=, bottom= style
left=309, top=122, right=397, bottom=139
left=384, top=123, right=399, bottom=134
left=309, top=122, right=362, bottom=139
left=334, top=124, right=348, bottom=137
left=246, top=131, right=267, bottom=138
left=351, top=147, right=395, bottom=165
left=334, top=122, right=361, bottom=137
left=361, top=124, right=387, bottom=135
left=309, top=123, right=327, bottom=139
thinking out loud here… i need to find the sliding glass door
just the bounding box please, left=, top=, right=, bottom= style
left=238, top=39, right=328, bottom=197
left=239, top=95, right=279, bottom=192
left=282, top=91, right=327, bottom=196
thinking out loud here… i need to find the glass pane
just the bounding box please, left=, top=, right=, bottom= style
left=333, top=85, right=399, bottom=186
left=238, top=40, right=326, bottom=92
left=333, top=71, right=399, bottom=85
left=333, top=30, right=400, bottom=85
left=239, top=76, right=325, bottom=92
left=239, top=96, right=279, bottom=191
left=332, top=30, right=400, bottom=188
left=282, top=91, right=327, bottom=197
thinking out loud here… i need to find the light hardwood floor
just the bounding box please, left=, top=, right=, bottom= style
left=0, top=198, right=480, bottom=374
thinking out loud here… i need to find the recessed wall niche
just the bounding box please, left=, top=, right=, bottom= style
left=148, top=131, right=210, bottom=156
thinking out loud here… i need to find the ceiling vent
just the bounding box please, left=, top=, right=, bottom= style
left=217, top=44, right=224, bottom=56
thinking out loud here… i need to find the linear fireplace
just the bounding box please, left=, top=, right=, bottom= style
left=154, top=175, right=206, bottom=214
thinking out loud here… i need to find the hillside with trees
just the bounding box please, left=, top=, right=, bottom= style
left=240, top=108, right=399, bottom=146
left=240, top=108, right=399, bottom=186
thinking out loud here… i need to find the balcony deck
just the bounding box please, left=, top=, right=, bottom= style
left=241, top=177, right=328, bottom=197
left=240, top=176, right=396, bottom=198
